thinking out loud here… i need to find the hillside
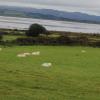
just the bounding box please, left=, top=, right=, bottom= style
left=0, top=6, right=100, bottom=24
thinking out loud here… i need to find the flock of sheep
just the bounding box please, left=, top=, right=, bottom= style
left=17, top=51, right=40, bottom=57
left=17, top=50, right=86, bottom=67
left=17, top=51, right=52, bottom=67
left=0, top=47, right=86, bottom=68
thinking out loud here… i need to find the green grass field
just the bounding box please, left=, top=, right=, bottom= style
left=3, top=35, right=25, bottom=41
left=0, top=46, right=100, bottom=100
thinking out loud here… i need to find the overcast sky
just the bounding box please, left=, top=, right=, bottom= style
left=0, top=0, right=100, bottom=15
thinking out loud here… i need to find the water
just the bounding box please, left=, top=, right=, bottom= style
left=0, top=16, right=100, bottom=34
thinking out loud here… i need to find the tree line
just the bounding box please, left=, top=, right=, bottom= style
left=0, top=23, right=100, bottom=47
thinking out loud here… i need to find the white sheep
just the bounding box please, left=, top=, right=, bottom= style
left=32, top=51, right=40, bottom=56
left=42, top=63, right=52, bottom=67
left=24, top=52, right=31, bottom=56
left=0, top=48, right=2, bottom=51
left=17, top=54, right=26, bottom=57
left=81, top=50, right=86, bottom=53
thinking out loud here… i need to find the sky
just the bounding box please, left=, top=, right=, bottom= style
left=0, top=0, right=100, bottom=15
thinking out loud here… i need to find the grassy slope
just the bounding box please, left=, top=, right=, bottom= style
left=0, top=46, right=100, bottom=100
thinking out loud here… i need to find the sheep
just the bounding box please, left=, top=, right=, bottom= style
left=17, top=54, right=26, bottom=57
left=23, top=52, right=31, bottom=56
left=81, top=50, right=86, bottom=53
left=42, top=63, right=52, bottom=67
left=32, top=51, right=40, bottom=56
left=17, top=51, right=40, bottom=57
left=0, top=48, right=2, bottom=51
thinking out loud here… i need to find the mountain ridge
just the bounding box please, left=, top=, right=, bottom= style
left=0, top=5, right=100, bottom=24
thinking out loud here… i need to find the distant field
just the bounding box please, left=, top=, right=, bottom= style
left=0, top=46, right=100, bottom=100
left=3, top=35, right=24, bottom=41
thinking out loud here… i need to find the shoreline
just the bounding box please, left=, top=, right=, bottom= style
left=0, top=16, right=100, bottom=33
left=0, top=28, right=100, bottom=35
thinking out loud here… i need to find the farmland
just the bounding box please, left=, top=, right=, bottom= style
left=0, top=46, right=100, bottom=100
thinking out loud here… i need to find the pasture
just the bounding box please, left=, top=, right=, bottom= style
left=0, top=46, right=100, bottom=100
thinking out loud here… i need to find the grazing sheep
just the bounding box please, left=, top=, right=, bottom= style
left=0, top=48, right=2, bottom=51
left=42, top=63, right=52, bottom=67
left=24, top=52, right=31, bottom=56
left=17, top=54, right=26, bottom=57
left=81, top=50, right=86, bottom=53
left=17, top=51, right=40, bottom=57
left=32, top=51, right=40, bottom=56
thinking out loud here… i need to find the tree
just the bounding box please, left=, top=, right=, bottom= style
left=0, top=35, right=2, bottom=41
left=0, top=32, right=3, bottom=41
left=26, top=23, right=47, bottom=37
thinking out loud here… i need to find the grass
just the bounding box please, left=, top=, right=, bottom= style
left=0, top=46, right=100, bottom=100
left=3, top=35, right=25, bottom=41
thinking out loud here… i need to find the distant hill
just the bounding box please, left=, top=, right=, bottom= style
left=0, top=5, right=100, bottom=24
